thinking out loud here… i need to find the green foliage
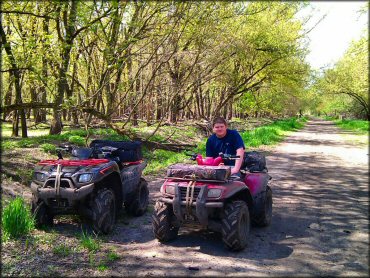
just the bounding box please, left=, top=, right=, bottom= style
left=2, top=197, right=34, bottom=240
left=240, top=117, right=305, bottom=147
left=242, top=127, right=282, bottom=147
left=313, top=35, right=368, bottom=119
left=97, top=264, right=108, bottom=271
left=107, top=249, right=120, bottom=262
left=53, top=244, right=72, bottom=256
left=335, top=119, right=369, bottom=134
left=1, top=127, right=132, bottom=151
left=1, top=141, right=18, bottom=150
left=68, top=135, right=85, bottom=146
left=64, top=129, right=88, bottom=137
left=40, top=143, right=57, bottom=153
left=143, top=149, right=188, bottom=175
left=17, top=139, right=34, bottom=148
left=79, top=230, right=101, bottom=253
left=2, top=1, right=312, bottom=136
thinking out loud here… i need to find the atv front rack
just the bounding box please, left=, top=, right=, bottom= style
left=164, top=176, right=226, bottom=183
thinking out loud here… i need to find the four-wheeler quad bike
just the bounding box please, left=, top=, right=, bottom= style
left=152, top=152, right=272, bottom=251
left=30, top=140, right=149, bottom=234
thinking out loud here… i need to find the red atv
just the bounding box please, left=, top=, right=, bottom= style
left=152, top=152, right=272, bottom=251
left=30, top=140, right=149, bottom=234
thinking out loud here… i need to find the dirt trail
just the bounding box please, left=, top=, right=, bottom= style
left=3, top=119, right=369, bottom=276
left=101, top=118, right=368, bottom=276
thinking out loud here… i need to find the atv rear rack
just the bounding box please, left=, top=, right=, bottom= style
left=38, top=159, right=109, bottom=166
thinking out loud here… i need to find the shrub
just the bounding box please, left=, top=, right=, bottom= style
left=17, top=139, right=34, bottom=148
left=68, top=135, right=85, bottom=146
left=2, top=141, right=18, bottom=150
left=2, top=197, right=34, bottom=240
left=40, top=143, right=56, bottom=153
left=335, top=119, right=369, bottom=133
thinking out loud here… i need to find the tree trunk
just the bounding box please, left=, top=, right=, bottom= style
left=30, top=86, right=41, bottom=124
left=228, top=99, right=233, bottom=120
left=1, top=19, right=27, bottom=137
left=12, top=111, right=19, bottom=137
left=156, top=93, right=162, bottom=120
left=3, top=75, right=13, bottom=121
left=50, top=0, right=78, bottom=135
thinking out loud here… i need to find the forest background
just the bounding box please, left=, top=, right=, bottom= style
left=0, top=1, right=368, bottom=141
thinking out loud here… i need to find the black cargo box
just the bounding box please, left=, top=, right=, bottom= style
left=167, top=164, right=231, bottom=181
left=241, top=151, right=267, bottom=172
left=90, top=140, right=142, bottom=162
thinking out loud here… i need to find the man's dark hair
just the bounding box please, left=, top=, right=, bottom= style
left=212, top=116, right=227, bottom=127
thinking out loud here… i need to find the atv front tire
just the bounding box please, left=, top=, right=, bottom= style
left=152, top=201, right=179, bottom=242
left=125, top=178, right=149, bottom=216
left=91, top=188, right=116, bottom=234
left=222, top=200, right=250, bottom=251
left=32, top=200, right=54, bottom=228
left=253, top=186, right=272, bottom=227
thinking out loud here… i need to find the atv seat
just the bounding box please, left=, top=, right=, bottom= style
left=71, top=148, right=93, bottom=159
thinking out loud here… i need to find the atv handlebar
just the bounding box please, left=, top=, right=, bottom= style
left=185, top=153, right=198, bottom=161
left=185, top=152, right=240, bottom=166
left=56, top=144, right=119, bottom=160
left=219, top=153, right=240, bottom=160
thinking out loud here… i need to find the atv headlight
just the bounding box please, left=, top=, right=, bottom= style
left=207, top=188, right=222, bottom=198
left=35, top=172, right=46, bottom=182
left=78, top=173, right=93, bottom=183
left=165, top=185, right=176, bottom=195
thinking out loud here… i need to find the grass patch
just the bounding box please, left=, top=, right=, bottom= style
left=107, top=249, right=120, bottom=262
left=40, top=143, right=57, bottom=153
left=97, top=264, right=109, bottom=271
left=334, top=119, right=369, bottom=134
left=143, top=149, right=188, bottom=175
left=1, top=127, right=130, bottom=150
left=2, top=197, right=34, bottom=240
left=68, top=135, right=85, bottom=146
left=94, top=249, right=120, bottom=271
left=53, top=243, right=72, bottom=256
left=79, top=230, right=101, bottom=253
left=1, top=141, right=18, bottom=150
left=240, top=117, right=306, bottom=147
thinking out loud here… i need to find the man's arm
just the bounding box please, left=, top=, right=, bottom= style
left=231, top=147, right=245, bottom=174
left=205, top=137, right=212, bottom=158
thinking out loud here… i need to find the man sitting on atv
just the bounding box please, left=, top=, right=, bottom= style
left=206, top=116, right=245, bottom=176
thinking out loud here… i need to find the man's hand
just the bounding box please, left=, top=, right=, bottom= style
left=231, top=167, right=239, bottom=175
left=231, top=147, right=245, bottom=175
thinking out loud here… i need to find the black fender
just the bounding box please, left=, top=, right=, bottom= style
left=222, top=185, right=254, bottom=212
left=251, top=185, right=272, bottom=219
left=92, top=162, right=123, bottom=212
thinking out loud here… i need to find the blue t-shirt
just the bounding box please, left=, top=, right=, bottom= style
left=206, top=129, right=245, bottom=166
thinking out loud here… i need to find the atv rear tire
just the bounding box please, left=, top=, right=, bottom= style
left=91, top=188, right=116, bottom=234
left=32, top=200, right=54, bottom=228
left=222, top=200, right=250, bottom=251
left=125, top=178, right=149, bottom=216
left=152, top=201, right=179, bottom=242
left=253, top=186, right=272, bottom=227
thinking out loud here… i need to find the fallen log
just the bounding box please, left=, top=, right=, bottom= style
left=142, top=141, right=197, bottom=152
